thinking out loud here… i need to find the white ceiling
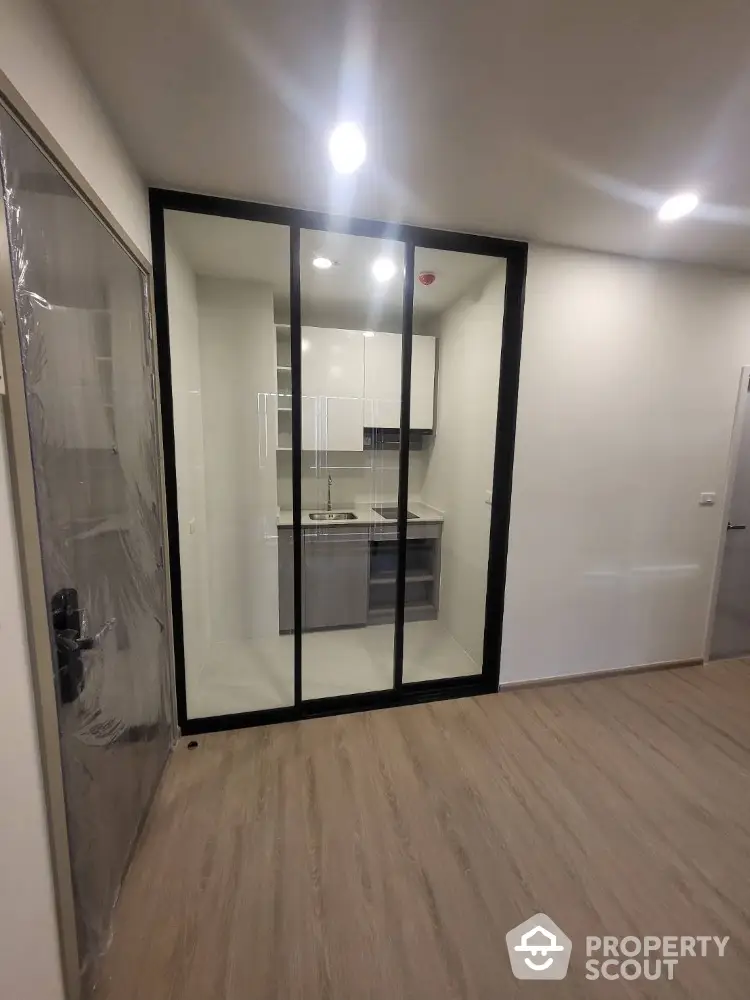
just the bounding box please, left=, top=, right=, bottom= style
left=166, top=210, right=501, bottom=317
left=50, top=0, right=750, bottom=270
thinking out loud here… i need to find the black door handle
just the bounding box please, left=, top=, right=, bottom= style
left=55, top=629, right=96, bottom=652
left=51, top=588, right=116, bottom=703
left=727, top=522, right=747, bottom=530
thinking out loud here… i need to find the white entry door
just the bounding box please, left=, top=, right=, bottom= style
left=711, top=368, right=750, bottom=659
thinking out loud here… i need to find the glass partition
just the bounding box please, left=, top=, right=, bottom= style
left=298, top=229, right=405, bottom=699
left=402, top=247, right=507, bottom=682
left=153, top=190, right=522, bottom=725
left=164, top=211, right=293, bottom=716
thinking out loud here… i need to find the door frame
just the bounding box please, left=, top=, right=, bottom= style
left=705, top=364, right=750, bottom=660
left=149, top=187, right=528, bottom=735
left=0, top=165, right=81, bottom=1000
left=0, top=92, right=177, bottom=1000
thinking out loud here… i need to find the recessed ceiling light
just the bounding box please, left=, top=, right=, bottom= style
left=372, top=257, right=397, bottom=283
left=657, top=191, right=699, bottom=222
left=312, top=256, right=333, bottom=270
left=362, top=330, right=375, bottom=338
left=328, top=122, right=366, bottom=174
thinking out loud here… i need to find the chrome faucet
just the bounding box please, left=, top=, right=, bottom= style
left=327, top=474, right=333, bottom=511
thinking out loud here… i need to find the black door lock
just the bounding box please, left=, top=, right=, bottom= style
left=51, top=588, right=85, bottom=704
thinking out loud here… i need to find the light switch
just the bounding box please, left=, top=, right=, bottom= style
left=188, top=519, right=196, bottom=534
left=700, top=493, right=716, bottom=506
left=485, top=490, right=492, bottom=506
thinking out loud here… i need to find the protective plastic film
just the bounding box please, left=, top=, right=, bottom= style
left=0, top=108, right=172, bottom=974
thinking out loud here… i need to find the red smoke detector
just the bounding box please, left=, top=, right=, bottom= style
left=418, top=271, right=436, bottom=286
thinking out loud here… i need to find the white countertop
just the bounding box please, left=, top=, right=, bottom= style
left=277, top=500, right=444, bottom=527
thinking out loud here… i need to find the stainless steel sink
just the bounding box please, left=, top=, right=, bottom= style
left=309, top=511, right=358, bottom=521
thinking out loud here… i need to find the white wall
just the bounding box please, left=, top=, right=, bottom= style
left=165, top=240, right=211, bottom=684
left=0, top=418, right=64, bottom=1000
left=197, top=278, right=280, bottom=647
left=501, top=245, right=750, bottom=684
left=421, top=266, right=507, bottom=665
left=0, top=0, right=150, bottom=259
left=276, top=449, right=429, bottom=510
left=0, top=5, right=148, bottom=997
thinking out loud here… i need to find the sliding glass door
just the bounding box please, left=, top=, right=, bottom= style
left=163, top=211, right=294, bottom=719
left=298, top=229, right=406, bottom=700
left=155, top=193, right=526, bottom=731
left=402, top=247, right=508, bottom=683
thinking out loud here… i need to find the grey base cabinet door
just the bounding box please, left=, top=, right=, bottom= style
left=303, top=528, right=369, bottom=630
left=278, top=528, right=295, bottom=633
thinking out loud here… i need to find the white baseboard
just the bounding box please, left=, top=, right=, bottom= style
left=498, top=656, right=704, bottom=691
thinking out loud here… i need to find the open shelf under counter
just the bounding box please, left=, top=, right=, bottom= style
left=367, top=527, right=441, bottom=625
left=369, top=571, right=435, bottom=586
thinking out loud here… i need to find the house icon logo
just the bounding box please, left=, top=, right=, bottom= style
left=506, top=913, right=572, bottom=980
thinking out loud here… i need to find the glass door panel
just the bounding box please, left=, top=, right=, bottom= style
left=402, top=247, right=507, bottom=682
left=299, top=229, right=405, bottom=699
left=0, top=106, right=172, bottom=968
left=163, top=212, right=293, bottom=716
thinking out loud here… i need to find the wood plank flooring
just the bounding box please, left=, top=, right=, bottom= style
left=93, top=660, right=750, bottom=999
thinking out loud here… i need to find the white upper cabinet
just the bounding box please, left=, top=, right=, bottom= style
left=301, top=327, right=365, bottom=451
left=295, top=327, right=437, bottom=448
left=364, top=331, right=402, bottom=429
left=300, top=394, right=318, bottom=451
left=321, top=396, right=364, bottom=451
left=364, top=331, right=436, bottom=430
left=410, top=335, right=437, bottom=430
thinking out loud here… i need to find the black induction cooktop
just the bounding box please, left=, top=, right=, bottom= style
left=372, top=505, right=418, bottom=520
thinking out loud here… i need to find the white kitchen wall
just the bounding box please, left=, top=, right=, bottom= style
left=421, top=265, right=507, bottom=665
left=276, top=448, right=429, bottom=510
left=0, top=5, right=149, bottom=999
left=166, top=240, right=211, bottom=682
left=501, top=245, right=750, bottom=684
left=197, top=277, right=280, bottom=648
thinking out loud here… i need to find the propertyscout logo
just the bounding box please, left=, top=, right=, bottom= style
left=506, top=913, right=729, bottom=982
left=506, top=915, right=572, bottom=980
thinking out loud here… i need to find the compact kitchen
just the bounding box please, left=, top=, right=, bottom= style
left=164, top=212, right=506, bottom=720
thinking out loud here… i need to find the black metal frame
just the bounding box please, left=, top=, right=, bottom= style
left=149, top=188, right=528, bottom=736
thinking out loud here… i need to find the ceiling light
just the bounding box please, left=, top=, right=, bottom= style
left=312, top=256, right=333, bottom=270
left=328, top=122, right=366, bottom=174
left=362, top=330, right=375, bottom=337
left=657, top=191, right=699, bottom=222
left=372, top=257, right=397, bottom=283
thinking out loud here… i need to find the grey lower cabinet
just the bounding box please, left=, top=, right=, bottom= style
left=277, top=525, right=370, bottom=633
left=278, top=521, right=443, bottom=634
left=303, top=527, right=370, bottom=630
left=278, top=527, right=295, bottom=633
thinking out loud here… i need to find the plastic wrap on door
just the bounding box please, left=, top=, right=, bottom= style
left=0, top=107, right=172, bottom=974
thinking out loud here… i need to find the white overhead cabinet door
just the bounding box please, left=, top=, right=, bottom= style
left=364, top=331, right=436, bottom=431
left=300, top=327, right=436, bottom=447
left=364, top=331, right=402, bottom=429
left=301, top=394, right=318, bottom=451
left=410, top=334, right=437, bottom=430
left=301, top=326, right=364, bottom=451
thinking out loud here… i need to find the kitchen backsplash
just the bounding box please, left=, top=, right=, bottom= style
left=276, top=449, right=430, bottom=510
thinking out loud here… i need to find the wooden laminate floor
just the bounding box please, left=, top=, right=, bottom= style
left=93, top=660, right=750, bottom=999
